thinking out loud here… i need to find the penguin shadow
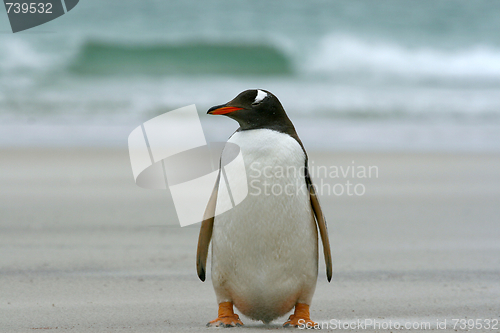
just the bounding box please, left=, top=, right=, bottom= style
left=230, top=322, right=288, bottom=330
left=219, top=316, right=302, bottom=330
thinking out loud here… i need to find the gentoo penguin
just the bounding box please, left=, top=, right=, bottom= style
left=196, top=89, right=332, bottom=328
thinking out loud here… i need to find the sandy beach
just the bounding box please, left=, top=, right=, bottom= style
left=1, top=148, right=499, bottom=332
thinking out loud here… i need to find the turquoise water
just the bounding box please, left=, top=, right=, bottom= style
left=1, top=0, right=500, bottom=150
left=69, top=42, right=292, bottom=76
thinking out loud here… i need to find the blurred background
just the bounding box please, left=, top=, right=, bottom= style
left=1, top=0, right=500, bottom=151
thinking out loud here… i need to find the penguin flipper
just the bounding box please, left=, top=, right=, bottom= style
left=196, top=172, right=220, bottom=282
left=306, top=170, right=333, bottom=282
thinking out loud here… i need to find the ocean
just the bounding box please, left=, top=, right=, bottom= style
left=1, top=0, right=500, bottom=151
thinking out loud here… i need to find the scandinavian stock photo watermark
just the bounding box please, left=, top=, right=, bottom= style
left=129, top=105, right=379, bottom=227
left=248, top=161, right=379, bottom=197
left=128, top=105, right=248, bottom=227
left=297, top=318, right=499, bottom=330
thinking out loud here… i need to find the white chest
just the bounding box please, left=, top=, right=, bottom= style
left=222, top=129, right=309, bottom=224
left=213, top=130, right=316, bottom=273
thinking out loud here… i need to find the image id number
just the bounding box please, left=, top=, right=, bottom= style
left=453, top=319, right=499, bottom=330
left=5, top=3, right=53, bottom=14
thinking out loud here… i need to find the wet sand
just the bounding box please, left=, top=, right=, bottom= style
left=1, top=148, right=499, bottom=332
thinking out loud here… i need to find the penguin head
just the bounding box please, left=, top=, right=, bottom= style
left=207, top=89, right=293, bottom=131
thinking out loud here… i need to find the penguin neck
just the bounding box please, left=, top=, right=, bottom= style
left=236, top=118, right=295, bottom=134
left=234, top=118, right=307, bottom=160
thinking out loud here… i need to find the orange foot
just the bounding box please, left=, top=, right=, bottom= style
left=207, top=302, right=244, bottom=327
left=283, top=303, right=318, bottom=329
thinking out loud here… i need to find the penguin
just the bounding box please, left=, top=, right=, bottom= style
left=196, top=89, right=332, bottom=328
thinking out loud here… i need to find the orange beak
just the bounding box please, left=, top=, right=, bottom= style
left=208, top=106, right=243, bottom=115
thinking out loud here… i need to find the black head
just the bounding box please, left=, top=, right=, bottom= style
left=207, top=89, right=297, bottom=134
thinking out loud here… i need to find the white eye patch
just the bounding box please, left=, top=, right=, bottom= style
left=253, top=89, right=267, bottom=105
